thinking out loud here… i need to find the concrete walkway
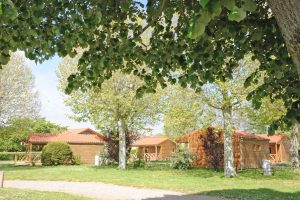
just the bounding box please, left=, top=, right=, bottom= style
left=4, top=180, right=224, bottom=200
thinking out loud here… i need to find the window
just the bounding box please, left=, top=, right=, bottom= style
left=253, top=144, right=261, bottom=152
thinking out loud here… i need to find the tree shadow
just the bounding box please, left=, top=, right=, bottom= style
left=142, top=188, right=300, bottom=200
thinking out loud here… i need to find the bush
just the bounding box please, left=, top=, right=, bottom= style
left=169, top=151, right=195, bottom=170
left=0, top=154, right=12, bottom=161
left=132, top=158, right=145, bottom=168
left=41, top=142, right=74, bottom=166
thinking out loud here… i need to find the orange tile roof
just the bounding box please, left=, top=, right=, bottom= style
left=234, top=130, right=268, bottom=140
left=176, top=127, right=268, bottom=143
left=257, top=134, right=288, bottom=143
left=131, top=136, right=174, bottom=147
left=28, top=128, right=105, bottom=144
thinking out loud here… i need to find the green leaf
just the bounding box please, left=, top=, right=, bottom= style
left=3, top=1, right=18, bottom=20
left=222, top=0, right=236, bottom=11
left=0, top=3, right=3, bottom=15
left=199, top=0, right=210, bottom=8
left=190, top=18, right=206, bottom=39
left=208, top=0, right=222, bottom=17
left=228, top=7, right=246, bottom=22
left=188, top=16, right=196, bottom=38
left=242, top=0, right=257, bottom=12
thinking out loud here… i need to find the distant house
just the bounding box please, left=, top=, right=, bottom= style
left=131, top=136, right=176, bottom=161
left=26, top=128, right=106, bottom=164
left=258, top=134, right=291, bottom=163
left=176, top=127, right=270, bottom=169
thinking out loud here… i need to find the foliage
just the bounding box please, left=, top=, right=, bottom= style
left=0, top=52, right=40, bottom=125
left=41, top=142, right=74, bottom=166
left=169, top=151, right=195, bottom=170
left=57, top=52, right=163, bottom=134
left=202, top=127, right=223, bottom=170
left=104, top=130, right=139, bottom=163
left=0, top=0, right=102, bottom=67
left=0, top=117, right=67, bottom=152
left=1, top=1, right=298, bottom=130
left=132, top=159, right=145, bottom=169
left=241, top=98, right=287, bottom=133
left=50, top=1, right=297, bottom=132
left=163, top=84, right=216, bottom=138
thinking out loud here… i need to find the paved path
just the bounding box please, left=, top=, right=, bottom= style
left=4, top=180, right=224, bottom=200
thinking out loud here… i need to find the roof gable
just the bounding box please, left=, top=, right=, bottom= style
left=27, top=128, right=106, bottom=144
left=176, top=127, right=268, bottom=143
left=131, top=136, right=174, bottom=147
left=257, top=134, right=288, bottom=143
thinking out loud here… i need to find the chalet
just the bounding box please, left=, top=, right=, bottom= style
left=258, top=134, right=291, bottom=163
left=176, top=127, right=270, bottom=169
left=26, top=128, right=106, bottom=164
left=131, top=136, right=176, bottom=161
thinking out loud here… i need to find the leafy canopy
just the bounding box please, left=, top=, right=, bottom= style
left=1, top=1, right=299, bottom=127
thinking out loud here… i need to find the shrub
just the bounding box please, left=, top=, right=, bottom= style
left=169, top=151, right=195, bottom=170
left=41, top=142, right=74, bottom=166
left=132, top=158, right=145, bottom=168
left=0, top=154, right=11, bottom=160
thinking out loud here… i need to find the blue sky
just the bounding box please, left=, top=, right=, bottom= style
left=28, top=55, right=95, bottom=129
left=28, top=55, right=163, bottom=133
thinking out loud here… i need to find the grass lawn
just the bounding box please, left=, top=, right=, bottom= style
left=0, top=188, right=90, bottom=200
left=1, top=164, right=300, bottom=200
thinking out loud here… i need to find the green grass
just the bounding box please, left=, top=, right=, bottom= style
left=1, top=164, right=300, bottom=200
left=0, top=188, right=90, bottom=200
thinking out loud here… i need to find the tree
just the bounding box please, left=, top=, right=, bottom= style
left=290, top=122, right=300, bottom=169
left=163, top=85, right=216, bottom=138
left=57, top=53, right=163, bottom=169
left=0, top=117, right=67, bottom=152
left=240, top=98, right=287, bottom=133
left=3, top=0, right=299, bottom=173
left=0, top=52, right=40, bottom=126
left=0, top=0, right=102, bottom=67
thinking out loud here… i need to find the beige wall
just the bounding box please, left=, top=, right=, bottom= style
left=137, top=140, right=176, bottom=160
left=160, top=140, right=176, bottom=159
left=280, top=138, right=291, bottom=162
left=240, top=139, right=269, bottom=168
left=70, top=144, right=104, bottom=164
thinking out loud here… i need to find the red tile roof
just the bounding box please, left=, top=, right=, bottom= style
left=27, top=128, right=105, bottom=144
left=176, top=127, right=268, bottom=143
left=257, top=134, right=288, bottom=143
left=131, top=136, right=174, bottom=147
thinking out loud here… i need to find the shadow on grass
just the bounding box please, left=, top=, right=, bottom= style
left=143, top=188, right=300, bottom=200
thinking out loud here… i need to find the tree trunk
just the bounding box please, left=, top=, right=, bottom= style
left=267, top=0, right=300, bottom=79
left=118, top=118, right=127, bottom=169
left=290, top=122, right=299, bottom=170
left=223, top=106, right=237, bottom=177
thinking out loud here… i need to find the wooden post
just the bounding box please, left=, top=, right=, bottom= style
left=14, top=152, right=17, bottom=165
left=29, top=143, right=32, bottom=165
left=279, top=143, right=282, bottom=162
left=155, top=145, right=158, bottom=160
left=0, top=171, right=4, bottom=188
left=275, top=143, right=278, bottom=162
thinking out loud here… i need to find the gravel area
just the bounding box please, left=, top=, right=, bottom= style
left=4, top=180, right=224, bottom=200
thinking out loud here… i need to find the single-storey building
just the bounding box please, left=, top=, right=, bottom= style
left=176, top=127, right=270, bottom=169
left=258, top=134, right=291, bottom=163
left=26, top=128, right=106, bottom=164
left=131, top=136, right=176, bottom=161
